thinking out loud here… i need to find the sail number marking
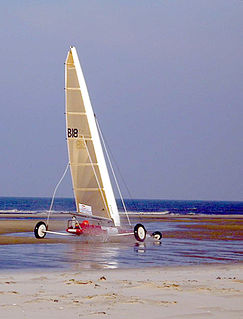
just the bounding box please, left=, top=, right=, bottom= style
left=68, top=128, right=78, bottom=138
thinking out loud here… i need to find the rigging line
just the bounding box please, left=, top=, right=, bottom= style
left=95, top=119, right=139, bottom=218
left=83, top=136, right=111, bottom=219
left=96, top=118, right=131, bottom=226
left=103, top=142, right=138, bottom=213
left=46, top=162, right=70, bottom=226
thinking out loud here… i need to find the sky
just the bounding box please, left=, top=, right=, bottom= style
left=0, top=0, right=242, bottom=201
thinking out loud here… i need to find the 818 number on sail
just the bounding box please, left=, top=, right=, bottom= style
left=68, top=128, right=78, bottom=138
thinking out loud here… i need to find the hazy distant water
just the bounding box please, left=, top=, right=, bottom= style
left=0, top=197, right=242, bottom=215
left=0, top=197, right=242, bottom=270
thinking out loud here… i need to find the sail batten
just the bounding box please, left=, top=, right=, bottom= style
left=70, top=163, right=98, bottom=166
left=65, top=47, right=120, bottom=226
left=66, top=112, right=87, bottom=115
left=75, top=188, right=104, bottom=191
left=66, top=88, right=82, bottom=90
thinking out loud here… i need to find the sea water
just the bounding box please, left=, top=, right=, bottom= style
left=0, top=197, right=243, bottom=215
left=0, top=197, right=242, bottom=270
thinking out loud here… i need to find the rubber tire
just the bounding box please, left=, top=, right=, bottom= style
left=134, top=223, right=147, bottom=242
left=152, top=231, right=162, bottom=240
left=34, top=221, right=47, bottom=239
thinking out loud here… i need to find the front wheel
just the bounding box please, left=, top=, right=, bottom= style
left=134, top=224, right=146, bottom=242
left=34, top=221, right=47, bottom=239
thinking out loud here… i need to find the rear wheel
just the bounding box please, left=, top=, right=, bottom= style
left=152, top=231, right=162, bottom=240
left=134, top=224, right=146, bottom=242
left=34, top=221, right=47, bottom=239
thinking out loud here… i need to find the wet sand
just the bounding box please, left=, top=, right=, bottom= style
left=0, top=215, right=67, bottom=245
left=0, top=264, right=242, bottom=318
left=164, top=216, right=243, bottom=241
left=0, top=214, right=242, bottom=244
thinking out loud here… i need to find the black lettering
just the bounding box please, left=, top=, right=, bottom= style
left=67, top=128, right=79, bottom=138
left=73, top=128, right=78, bottom=138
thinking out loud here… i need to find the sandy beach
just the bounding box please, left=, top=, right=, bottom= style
left=1, top=216, right=242, bottom=319
left=0, top=264, right=242, bottom=318
left=0, top=214, right=242, bottom=317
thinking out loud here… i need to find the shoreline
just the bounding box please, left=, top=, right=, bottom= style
left=0, top=215, right=242, bottom=317
left=0, top=259, right=242, bottom=275
left=0, top=214, right=242, bottom=244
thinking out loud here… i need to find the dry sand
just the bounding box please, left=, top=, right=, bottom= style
left=0, top=264, right=242, bottom=319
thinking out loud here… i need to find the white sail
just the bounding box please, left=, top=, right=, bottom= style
left=65, top=47, right=120, bottom=227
